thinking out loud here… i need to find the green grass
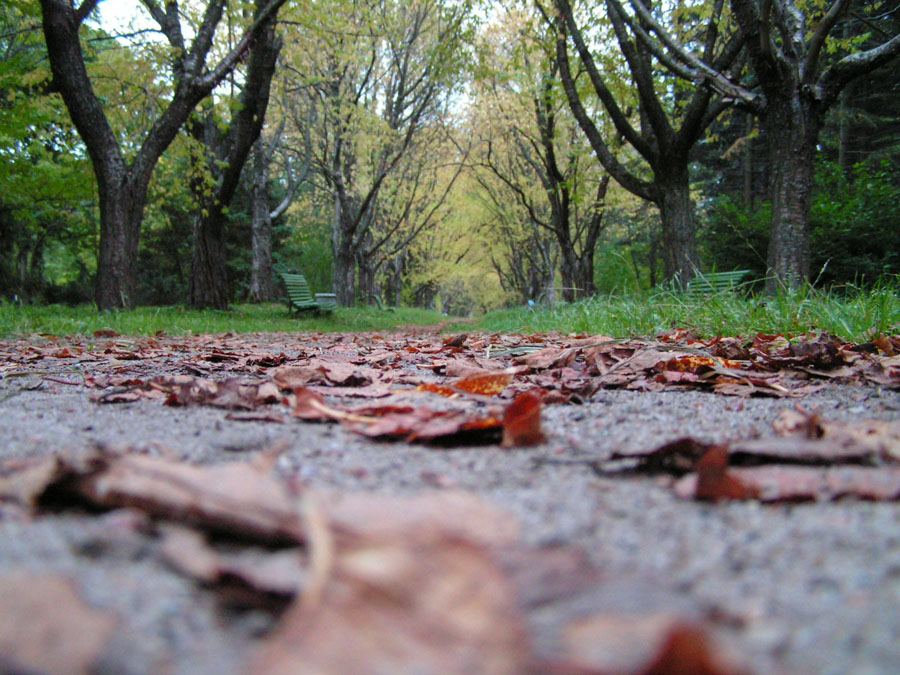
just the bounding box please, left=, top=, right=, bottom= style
left=0, top=302, right=449, bottom=339
left=475, top=280, right=900, bottom=341
left=4, top=280, right=899, bottom=342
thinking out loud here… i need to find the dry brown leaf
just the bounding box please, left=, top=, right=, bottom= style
left=159, top=525, right=306, bottom=607
left=0, top=571, right=117, bottom=674
left=4, top=450, right=305, bottom=544
left=772, top=408, right=900, bottom=463
left=677, top=465, right=900, bottom=502
left=315, top=489, right=522, bottom=546
left=251, top=530, right=531, bottom=675
left=78, top=453, right=304, bottom=543
left=514, top=346, right=579, bottom=370
left=452, top=371, right=515, bottom=396
left=562, top=612, right=743, bottom=674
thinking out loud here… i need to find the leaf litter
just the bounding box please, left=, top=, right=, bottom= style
left=1, top=328, right=899, bottom=672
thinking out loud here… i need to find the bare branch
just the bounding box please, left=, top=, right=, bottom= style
left=554, top=0, right=652, bottom=158
left=805, top=0, right=850, bottom=79
left=623, top=0, right=760, bottom=107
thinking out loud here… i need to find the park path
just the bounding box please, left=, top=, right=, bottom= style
left=1, top=330, right=899, bottom=673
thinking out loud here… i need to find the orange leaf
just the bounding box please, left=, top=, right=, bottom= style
left=452, top=372, right=514, bottom=396
left=414, top=383, right=460, bottom=397
left=502, top=392, right=546, bottom=447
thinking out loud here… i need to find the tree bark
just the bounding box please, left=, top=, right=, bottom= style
left=249, top=141, right=275, bottom=302
left=656, top=166, right=697, bottom=285
left=188, top=2, right=281, bottom=309
left=763, top=95, right=819, bottom=293
left=96, top=172, right=151, bottom=308
left=332, top=195, right=357, bottom=305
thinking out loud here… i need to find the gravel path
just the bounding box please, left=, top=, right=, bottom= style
left=1, top=335, right=899, bottom=674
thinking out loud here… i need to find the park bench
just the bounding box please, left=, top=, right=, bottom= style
left=278, top=272, right=335, bottom=315
left=684, top=270, right=751, bottom=299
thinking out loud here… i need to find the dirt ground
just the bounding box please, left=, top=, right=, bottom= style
left=1, top=331, right=899, bottom=674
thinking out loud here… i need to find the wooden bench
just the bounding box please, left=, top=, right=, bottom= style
left=684, top=270, right=751, bottom=298
left=279, top=272, right=334, bottom=315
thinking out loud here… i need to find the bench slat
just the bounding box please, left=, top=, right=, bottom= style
left=279, top=272, right=333, bottom=314
left=685, top=270, right=751, bottom=298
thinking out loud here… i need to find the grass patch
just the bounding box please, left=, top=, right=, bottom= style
left=0, top=302, right=448, bottom=339
left=476, top=281, right=900, bottom=341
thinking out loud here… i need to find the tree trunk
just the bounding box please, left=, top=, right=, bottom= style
left=357, top=247, right=376, bottom=304
left=331, top=197, right=356, bottom=307
left=574, top=251, right=597, bottom=299
left=96, top=173, right=148, bottom=308
left=763, top=96, right=820, bottom=293
left=656, top=167, right=698, bottom=286
left=189, top=210, right=230, bottom=309
left=188, top=8, right=280, bottom=310
left=249, top=143, right=275, bottom=302
left=743, top=111, right=754, bottom=209
left=559, top=246, right=578, bottom=303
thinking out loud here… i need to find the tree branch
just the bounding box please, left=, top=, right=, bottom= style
left=622, top=0, right=760, bottom=107
left=554, top=0, right=652, bottom=158
left=554, top=27, right=654, bottom=202
left=74, top=0, right=99, bottom=25
left=805, top=0, right=850, bottom=80
left=818, top=32, right=900, bottom=106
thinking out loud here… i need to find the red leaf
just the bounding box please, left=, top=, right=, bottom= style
left=502, top=392, right=546, bottom=447
left=694, top=446, right=758, bottom=501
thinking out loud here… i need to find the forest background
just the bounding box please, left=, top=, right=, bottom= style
left=1, top=0, right=899, bottom=315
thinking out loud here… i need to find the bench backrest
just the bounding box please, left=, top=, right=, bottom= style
left=685, top=270, right=751, bottom=297
left=280, top=272, right=316, bottom=306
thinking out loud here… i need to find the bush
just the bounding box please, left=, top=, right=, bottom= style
left=700, top=159, right=900, bottom=288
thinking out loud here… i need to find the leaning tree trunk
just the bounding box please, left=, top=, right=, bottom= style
left=763, top=95, right=821, bottom=294
left=656, top=165, right=698, bottom=286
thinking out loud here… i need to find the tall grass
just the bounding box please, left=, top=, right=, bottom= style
left=0, top=302, right=447, bottom=339
left=476, top=279, right=900, bottom=341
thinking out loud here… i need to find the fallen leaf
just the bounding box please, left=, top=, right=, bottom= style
left=676, top=465, right=900, bottom=502
left=316, top=489, right=522, bottom=546
left=514, top=346, right=578, bottom=370
left=0, top=571, right=117, bottom=674
left=502, top=391, right=546, bottom=447
left=452, top=371, right=514, bottom=396
left=562, top=613, right=742, bottom=674
left=251, top=529, right=531, bottom=675
left=14, top=450, right=305, bottom=544
left=694, top=446, right=758, bottom=501
left=159, top=525, right=305, bottom=609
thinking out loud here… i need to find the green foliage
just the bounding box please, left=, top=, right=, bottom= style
left=700, top=197, right=770, bottom=280
left=0, top=302, right=448, bottom=339
left=0, top=3, right=97, bottom=302
left=700, top=158, right=900, bottom=288
left=810, top=160, right=900, bottom=285
left=476, top=281, right=900, bottom=342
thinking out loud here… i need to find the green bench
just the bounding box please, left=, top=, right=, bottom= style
left=279, top=272, right=335, bottom=315
left=684, top=270, right=751, bottom=298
